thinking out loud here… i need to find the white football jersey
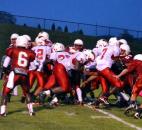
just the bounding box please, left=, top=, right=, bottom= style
left=96, top=45, right=120, bottom=71
left=69, top=51, right=86, bottom=70
left=29, top=45, right=51, bottom=71
left=92, top=47, right=103, bottom=57
left=50, top=51, right=71, bottom=71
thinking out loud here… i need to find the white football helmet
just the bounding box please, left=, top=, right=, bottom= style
left=38, top=31, right=49, bottom=40
left=74, top=39, right=83, bottom=45
left=16, top=36, right=28, bottom=48
left=119, top=39, right=128, bottom=45
left=109, top=37, right=119, bottom=46
left=23, top=34, right=31, bottom=42
left=120, top=44, right=131, bottom=55
left=52, top=43, right=65, bottom=52
left=35, top=37, right=46, bottom=46
left=10, top=33, right=19, bottom=39
left=23, top=35, right=32, bottom=48
left=83, top=49, right=95, bottom=61
left=96, top=39, right=108, bottom=48
left=133, top=54, right=142, bottom=61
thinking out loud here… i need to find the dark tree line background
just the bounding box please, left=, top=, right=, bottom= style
left=0, top=11, right=136, bottom=40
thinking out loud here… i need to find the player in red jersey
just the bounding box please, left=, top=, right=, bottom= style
left=0, top=36, right=36, bottom=116
left=9, top=33, right=19, bottom=47
left=0, top=33, right=19, bottom=101
left=117, top=54, right=142, bottom=119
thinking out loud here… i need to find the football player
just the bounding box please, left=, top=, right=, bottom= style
left=0, top=36, right=36, bottom=116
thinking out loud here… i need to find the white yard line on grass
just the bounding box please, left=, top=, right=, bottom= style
left=90, top=115, right=111, bottom=119
left=84, top=104, right=142, bottom=130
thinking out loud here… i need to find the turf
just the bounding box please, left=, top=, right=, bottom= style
left=0, top=96, right=139, bottom=130
left=0, top=81, right=141, bottom=130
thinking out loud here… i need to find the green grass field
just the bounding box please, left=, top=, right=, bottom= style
left=0, top=80, right=142, bottom=130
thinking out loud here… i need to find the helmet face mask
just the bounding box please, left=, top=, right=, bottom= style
left=10, top=33, right=19, bottom=46
left=73, top=39, right=84, bottom=51
left=35, top=37, right=46, bottom=46
left=69, top=46, right=77, bottom=54
left=74, top=44, right=83, bottom=51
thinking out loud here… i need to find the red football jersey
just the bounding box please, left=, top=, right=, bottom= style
left=6, top=47, right=35, bottom=71
left=127, top=60, right=142, bottom=76
left=121, top=54, right=133, bottom=64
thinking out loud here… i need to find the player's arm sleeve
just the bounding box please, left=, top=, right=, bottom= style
left=3, top=48, right=13, bottom=68
left=126, top=62, right=136, bottom=72
left=3, top=56, right=11, bottom=68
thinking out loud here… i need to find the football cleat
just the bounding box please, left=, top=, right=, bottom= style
left=29, top=112, right=35, bottom=116
left=38, top=92, right=46, bottom=105
left=0, top=113, right=6, bottom=117
left=124, top=103, right=137, bottom=117
left=79, top=101, right=84, bottom=106
left=49, top=96, right=59, bottom=106
left=126, top=103, right=138, bottom=110
left=134, top=112, right=141, bottom=119
left=90, top=99, right=101, bottom=108
left=99, top=96, right=109, bottom=105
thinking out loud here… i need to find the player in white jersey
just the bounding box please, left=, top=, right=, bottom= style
left=40, top=43, right=71, bottom=105
left=81, top=48, right=110, bottom=103
left=50, top=48, right=71, bottom=72
left=94, top=37, right=124, bottom=105
left=73, top=39, right=84, bottom=52
left=37, top=31, right=53, bottom=47
left=29, top=37, right=51, bottom=101
left=96, top=45, right=120, bottom=71
left=43, top=41, right=87, bottom=105
left=68, top=41, right=87, bottom=104
left=93, top=39, right=108, bottom=57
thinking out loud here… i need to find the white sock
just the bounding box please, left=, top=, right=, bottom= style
left=51, top=97, right=58, bottom=104
left=120, top=92, right=130, bottom=101
left=76, top=87, right=83, bottom=102
left=0, top=105, right=6, bottom=114
left=43, top=90, right=51, bottom=96
left=13, top=86, right=18, bottom=96
left=27, top=103, right=34, bottom=113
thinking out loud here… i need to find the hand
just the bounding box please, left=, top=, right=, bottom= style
left=113, top=75, right=119, bottom=79
left=80, top=81, right=87, bottom=88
